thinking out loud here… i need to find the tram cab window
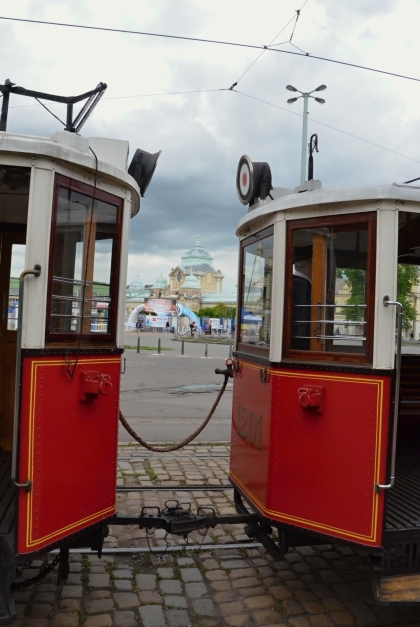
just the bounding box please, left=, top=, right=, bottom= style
left=284, top=213, right=376, bottom=363
left=8, top=244, right=25, bottom=330
left=47, top=176, right=122, bottom=343
left=239, top=227, right=273, bottom=352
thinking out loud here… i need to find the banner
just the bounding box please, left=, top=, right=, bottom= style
left=144, top=298, right=176, bottom=315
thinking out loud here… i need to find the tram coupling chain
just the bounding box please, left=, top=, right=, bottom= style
left=138, top=500, right=217, bottom=536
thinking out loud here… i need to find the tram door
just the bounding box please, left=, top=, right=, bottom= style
left=0, top=230, right=25, bottom=452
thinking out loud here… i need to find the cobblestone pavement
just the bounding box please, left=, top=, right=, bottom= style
left=10, top=444, right=420, bottom=627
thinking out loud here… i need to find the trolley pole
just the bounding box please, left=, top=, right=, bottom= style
left=300, top=94, right=309, bottom=185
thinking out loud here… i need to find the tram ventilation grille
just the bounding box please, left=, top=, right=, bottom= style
left=382, top=542, right=420, bottom=575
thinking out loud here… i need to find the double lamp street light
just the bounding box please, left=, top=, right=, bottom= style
left=286, top=84, right=327, bottom=185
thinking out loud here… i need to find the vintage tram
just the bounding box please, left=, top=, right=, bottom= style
left=0, top=81, right=161, bottom=623
left=230, top=156, right=420, bottom=603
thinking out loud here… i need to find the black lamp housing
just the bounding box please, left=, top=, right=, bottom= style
left=236, top=155, right=273, bottom=206
left=128, top=148, right=161, bottom=196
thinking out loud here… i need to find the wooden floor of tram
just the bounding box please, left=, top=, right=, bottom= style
left=0, top=452, right=14, bottom=537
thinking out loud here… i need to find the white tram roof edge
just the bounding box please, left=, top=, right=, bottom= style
left=0, top=130, right=141, bottom=216
left=236, top=181, right=420, bottom=236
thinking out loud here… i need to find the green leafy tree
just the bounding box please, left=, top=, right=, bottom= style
left=342, top=264, right=420, bottom=330
left=197, top=307, right=215, bottom=317
left=397, top=264, right=420, bottom=330
left=197, top=304, right=236, bottom=319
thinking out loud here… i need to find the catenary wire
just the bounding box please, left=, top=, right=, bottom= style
left=1, top=15, right=420, bottom=84
left=233, top=0, right=309, bottom=87
left=232, top=90, right=420, bottom=165
left=8, top=89, right=227, bottom=109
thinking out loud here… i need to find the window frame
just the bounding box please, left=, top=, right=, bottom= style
left=282, top=211, right=377, bottom=364
left=237, top=225, right=274, bottom=357
left=45, top=174, right=123, bottom=346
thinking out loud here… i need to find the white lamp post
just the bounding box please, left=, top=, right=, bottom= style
left=286, top=84, right=326, bottom=184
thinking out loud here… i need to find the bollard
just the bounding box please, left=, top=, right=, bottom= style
left=158, top=338, right=161, bottom=354
left=181, top=340, right=185, bottom=356
left=137, top=337, right=140, bottom=353
left=205, top=341, right=208, bottom=358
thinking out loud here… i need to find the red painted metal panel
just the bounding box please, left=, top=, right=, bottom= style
left=16, top=355, right=120, bottom=554
left=230, top=360, right=391, bottom=547
left=230, top=362, right=272, bottom=510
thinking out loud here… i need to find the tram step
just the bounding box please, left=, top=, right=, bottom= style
left=371, top=571, right=420, bottom=604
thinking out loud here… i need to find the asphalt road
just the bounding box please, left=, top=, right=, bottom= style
left=119, top=331, right=233, bottom=443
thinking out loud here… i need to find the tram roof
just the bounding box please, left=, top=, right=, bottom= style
left=0, top=130, right=141, bottom=216
left=236, top=182, right=420, bottom=236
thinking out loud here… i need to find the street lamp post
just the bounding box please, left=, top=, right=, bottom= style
left=286, top=84, right=327, bottom=184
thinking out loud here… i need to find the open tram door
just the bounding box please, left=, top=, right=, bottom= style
left=0, top=129, right=149, bottom=623
left=230, top=165, right=420, bottom=603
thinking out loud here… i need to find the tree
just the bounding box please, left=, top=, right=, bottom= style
left=342, top=264, right=420, bottom=330
left=197, top=304, right=237, bottom=319
left=397, top=264, right=420, bottom=330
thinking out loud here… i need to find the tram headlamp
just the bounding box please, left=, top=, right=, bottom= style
left=236, top=155, right=273, bottom=206
left=128, top=148, right=161, bottom=196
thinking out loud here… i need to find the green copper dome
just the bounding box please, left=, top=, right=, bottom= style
left=181, top=235, right=215, bottom=272
left=153, top=273, right=167, bottom=289
left=182, top=273, right=201, bottom=289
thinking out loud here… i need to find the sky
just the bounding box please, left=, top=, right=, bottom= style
left=2, top=0, right=420, bottom=287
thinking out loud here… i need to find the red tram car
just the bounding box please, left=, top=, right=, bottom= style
left=230, top=155, right=420, bottom=603
left=0, top=81, right=160, bottom=624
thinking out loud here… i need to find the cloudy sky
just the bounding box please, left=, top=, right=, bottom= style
left=2, top=0, right=420, bottom=287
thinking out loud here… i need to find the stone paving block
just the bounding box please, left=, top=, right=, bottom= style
left=184, top=581, right=208, bottom=598
left=113, top=592, right=140, bottom=609
left=322, top=597, right=344, bottom=612
left=202, top=558, right=219, bottom=570
left=159, top=579, right=182, bottom=595
left=232, top=576, right=261, bottom=589
left=328, top=611, right=355, bottom=625
left=84, top=616, right=113, bottom=627
left=176, top=557, right=193, bottom=565
left=90, top=566, right=107, bottom=574
left=91, top=591, right=111, bottom=600
left=12, top=591, right=31, bottom=603
left=89, top=574, right=110, bottom=588
left=282, top=599, right=304, bottom=615
left=331, top=583, right=359, bottom=603
left=319, top=570, right=343, bottom=584
left=52, top=614, right=79, bottom=627
left=210, top=580, right=231, bottom=591
left=164, top=595, right=187, bottom=608
left=157, top=567, right=174, bottom=578
left=288, top=617, right=312, bottom=627
left=165, top=609, right=191, bottom=627
left=30, top=605, right=52, bottom=619
left=113, top=569, right=132, bottom=578
left=229, top=568, right=256, bottom=579
left=139, top=604, right=165, bottom=627
left=345, top=600, right=378, bottom=626
left=33, top=592, right=55, bottom=603
left=220, top=559, right=248, bottom=569
left=135, top=573, right=156, bottom=590
left=85, top=598, right=114, bottom=613
left=309, top=615, right=335, bottom=627
left=224, top=615, right=253, bottom=627
left=59, top=599, right=81, bottom=612
left=205, top=569, right=227, bottom=581
left=180, top=567, right=203, bottom=582
left=302, top=601, right=325, bottom=614
left=193, top=598, right=216, bottom=616
left=220, top=600, right=246, bottom=616
left=28, top=619, right=49, bottom=627
left=61, top=585, right=83, bottom=598
left=244, top=595, right=274, bottom=610
left=214, top=590, right=237, bottom=603
left=138, top=590, right=163, bottom=604
left=114, top=611, right=137, bottom=627
left=114, top=579, right=132, bottom=591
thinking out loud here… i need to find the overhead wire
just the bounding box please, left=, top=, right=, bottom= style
left=231, top=1, right=308, bottom=88
left=1, top=15, right=420, bottom=84
left=232, top=89, right=420, bottom=165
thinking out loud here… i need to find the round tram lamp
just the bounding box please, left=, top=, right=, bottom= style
left=236, top=154, right=272, bottom=206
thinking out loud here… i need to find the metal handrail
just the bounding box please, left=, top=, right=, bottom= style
left=376, top=296, right=403, bottom=493
left=11, top=265, right=41, bottom=492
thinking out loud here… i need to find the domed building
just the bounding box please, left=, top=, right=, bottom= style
left=169, top=235, right=224, bottom=295
left=151, top=273, right=168, bottom=297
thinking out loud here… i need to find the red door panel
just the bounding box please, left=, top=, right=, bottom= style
left=230, top=362, right=272, bottom=511
left=16, top=355, right=120, bottom=554
left=230, top=361, right=391, bottom=547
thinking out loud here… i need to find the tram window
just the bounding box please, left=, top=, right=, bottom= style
left=7, top=244, right=25, bottom=330
left=239, top=227, right=273, bottom=352
left=284, top=213, right=376, bottom=363
left=47, top=176, right=122, bottom=342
